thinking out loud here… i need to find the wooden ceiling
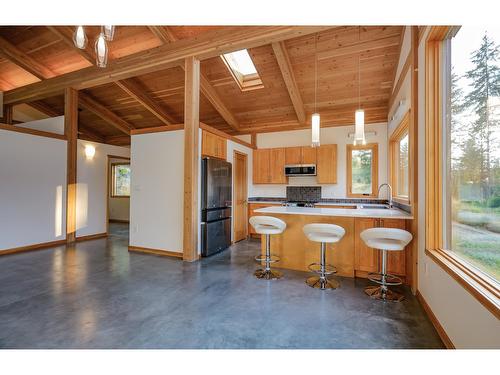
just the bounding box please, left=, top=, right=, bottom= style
left=0, top=25, right=403, bottom=145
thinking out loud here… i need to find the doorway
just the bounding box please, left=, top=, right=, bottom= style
left=107, top=155, right=131, bottom=239
left=233, top=151, right=248, bottom=242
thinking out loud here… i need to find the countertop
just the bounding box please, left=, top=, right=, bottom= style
left=254, top=205, right=413, bottom=220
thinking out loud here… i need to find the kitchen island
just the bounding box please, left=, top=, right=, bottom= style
left=253, top=205, right=413, bottom=282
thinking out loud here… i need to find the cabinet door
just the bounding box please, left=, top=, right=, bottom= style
left=285, top=147, right=302, bottom=164
left=216, top=135, right=227, bottom=160
left=354, top=218, right=379, bottom=272
left=202, top=131, right=215, bottom=157
left=301, top=146, right=317, bottom=164
left=253, top=149, right=270, bottom=184
left=316, top=144, right=337, bottom=184
left=269, top=148, right=287, bottom=184
left=380, top=219, right=406, bottom=276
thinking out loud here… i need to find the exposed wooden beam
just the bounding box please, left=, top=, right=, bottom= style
left=271, top=41, right=306, bottom=124
left=115, top=78, right=178, bottom=125
left=183, top=56, right=200, bottom=262
left=27, top=100, right=61, bottom=117
left=0, top=36, right=56, bottom=80
left=2, top=104, right=13, bottom=124
left=65, top=88, right=78, bottom=244
left=78, top=92, right=134, bottom=135
left=388, top=51, right=412, bottom=112
left=104, top=134, right=131, bottom=146
left=317, top=35, right=401, bottom=61
left=151, top=27, right=241, bottom=131
left=4, top=26, right=329, bottom=105
left=47, top=26, right=95, bottom=64
left=148, top=26, right=177, bottom=44
left=78, top=125, right=105, bottom=143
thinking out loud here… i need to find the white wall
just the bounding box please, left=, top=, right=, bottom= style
left=251, top=123, right=388, bottom=199
left=416, top=28, right=500, bottom=348
left=108, top=157, right=130, bottom=222
left=16, top=115, right=65, bottom=135
left=76, top=141, right=130, bottom=237
left=130, top=130, right=185, bottom=253
left=226, top=140, right=253, bottom=241
left=0, top=129, right=67, bottom=250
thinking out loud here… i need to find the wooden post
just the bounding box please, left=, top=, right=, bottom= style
left=64, top=88, right=78, bottom=244
left=251, top=133, right=257, bottom=148
left=3, top=104, right=13, bottom=124
left=183, top=57, right=200, bottom=262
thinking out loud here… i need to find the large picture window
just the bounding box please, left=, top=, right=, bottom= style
left=448, top=26, right=500, bottom=282
left=111, top=163, right=131, bottom=197
left=390, top=112, right=410, bottom=203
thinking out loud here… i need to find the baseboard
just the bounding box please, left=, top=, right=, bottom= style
left=109, top=219, right=130, bottom=223
left=0, top=239, right=66, bottom=256
left=76, top=232, right=107, bottom=242
left=128, top=245, right=183, bottom=259
left=416, top=290, right=455, bottom=349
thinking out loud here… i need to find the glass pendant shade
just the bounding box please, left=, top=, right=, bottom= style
left=103, top=25, right=115, bottom=41
left=95, top=33, right=109, bottom=68
left=354, top=109, right=366, bottom=145
left=73, top=26, right=87, bottom=49
left=311, top=113, right=321, bottom=147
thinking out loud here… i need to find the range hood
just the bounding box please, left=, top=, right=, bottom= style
left=284, top=164, right=317, bottom=177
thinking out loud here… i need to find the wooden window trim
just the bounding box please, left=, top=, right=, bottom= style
left=110, top=162, right=131, bottom=198
left=425, top=26, right=499, bottom=318
left=390, top=111, right=411, bottom=205
left=346, top=143, right=378, bottom=198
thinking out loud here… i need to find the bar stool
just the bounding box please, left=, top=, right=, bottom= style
left=249, top=216, right=286, bottom=280
left=303, top=223, right=345, bottom=290
left=360, top=228, right=413, bottom=301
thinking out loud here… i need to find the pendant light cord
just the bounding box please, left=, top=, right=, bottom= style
left=314, top=33, right=318, bottom=113
left=358, top=27, right=361, bottom=109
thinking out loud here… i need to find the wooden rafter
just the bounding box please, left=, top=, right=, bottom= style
left=78, top=125, right=105, bottom=143
left=4, top=26, right=329, bottom=105
left=148, top=26, right=177, bottom=44
left=78, top=92, right=134, bottom=135
left=115, top=78, right=178, bottom=125
left=47, top=26, right=95, bottom=64
left=104, top=134, right=130, bottom=146
left=27, top=100, right=61, bottom=117
left=0, top=36, right=56, bottom=80
left=271, top=41, right=306, bottom=124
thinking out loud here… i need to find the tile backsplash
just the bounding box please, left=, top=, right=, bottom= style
left=286, top=186, right=321, bottom=202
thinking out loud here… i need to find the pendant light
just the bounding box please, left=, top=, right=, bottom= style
left=73, top=26, right=87, bottom=49
left=311, top=33, right=320, bottom=147
left=353, top=28, right=366, bottom=146
left=103, top=25, right=115, bottom=41
left=95, top=32, right=109, bottom=68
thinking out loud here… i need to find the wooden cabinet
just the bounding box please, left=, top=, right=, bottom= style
left=248, top=203, right=282, bottom=236
left=284, top=146, right=317, bottom=165
left=253, top=148, right=286, bottom=184
left=316, top=144, right=337, bottom=184
left=202, top=130, right=227, bottom=160
left=354, top=217, right=407, bottom=277
left=354, top=218, right=379, bottom=273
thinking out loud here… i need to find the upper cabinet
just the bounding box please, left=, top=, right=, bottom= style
left=202, top=130, right=227, bottom=160
left=285, top=146, right=317, bottom=165
left=253, top=148, right=286, bottom=184
left=316, top=144, right=337, bottom=184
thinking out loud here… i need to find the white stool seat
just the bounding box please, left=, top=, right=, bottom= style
left=303, top=223, right=345, bottom=244
left=360, top=228, right=412, bottom=251
left=249, top=216, right=286, bottom=235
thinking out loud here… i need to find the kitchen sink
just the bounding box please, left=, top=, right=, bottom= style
left=358, top=204, right=390, bottom=209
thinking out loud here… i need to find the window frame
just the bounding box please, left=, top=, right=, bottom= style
left=110, top=162, right=131, bottom=198
left=424, top=26, right=500, bottom=318
left=220, top=50, right=264, bottom=92
left=346, top=143, right=379, bottom=198
left=390, top=111, right=411, bottom=204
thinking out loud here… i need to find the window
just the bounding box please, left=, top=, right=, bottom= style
left=221, top=49, right=264, bottom=91
left=390, top=112, right=410, bottom=203
left=346, top=143, right=378, bottom=198
left=111, top=163, right=131, bottom=197
left=447, top=26, right=500, bottom=283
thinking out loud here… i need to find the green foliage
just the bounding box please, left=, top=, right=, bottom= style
left=487, top=195, right=500, bottom=208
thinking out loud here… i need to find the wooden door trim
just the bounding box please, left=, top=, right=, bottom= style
left=233, top=150, right=248, bottom=242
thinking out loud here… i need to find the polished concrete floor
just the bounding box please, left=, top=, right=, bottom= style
left=0, top=223, right=444, bottom=349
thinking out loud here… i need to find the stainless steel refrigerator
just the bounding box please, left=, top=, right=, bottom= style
left=200, top=158, right=232, bottom=257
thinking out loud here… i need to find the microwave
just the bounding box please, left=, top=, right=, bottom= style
left=284, top=164, right=317, bottom=177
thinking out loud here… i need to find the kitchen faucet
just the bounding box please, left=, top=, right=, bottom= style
left=378, top=183, right=393, bottom=209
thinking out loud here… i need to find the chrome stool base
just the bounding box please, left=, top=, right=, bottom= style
left=306, top=276, right=340, bottom=290
left=254, top=269, right=283, bottom=280
left=367, top=272, right=402, bottom=286
left=364, top=285, right=404, bottom=302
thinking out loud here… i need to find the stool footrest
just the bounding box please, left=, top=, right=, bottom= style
left=367, top=272, right=402, bottom=286
left=307, top=263, right=337, bottom=275
left=254, top=254, right=280, bottom=264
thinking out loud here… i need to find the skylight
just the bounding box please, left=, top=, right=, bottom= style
left=221, top=49, right=263, bottom=91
